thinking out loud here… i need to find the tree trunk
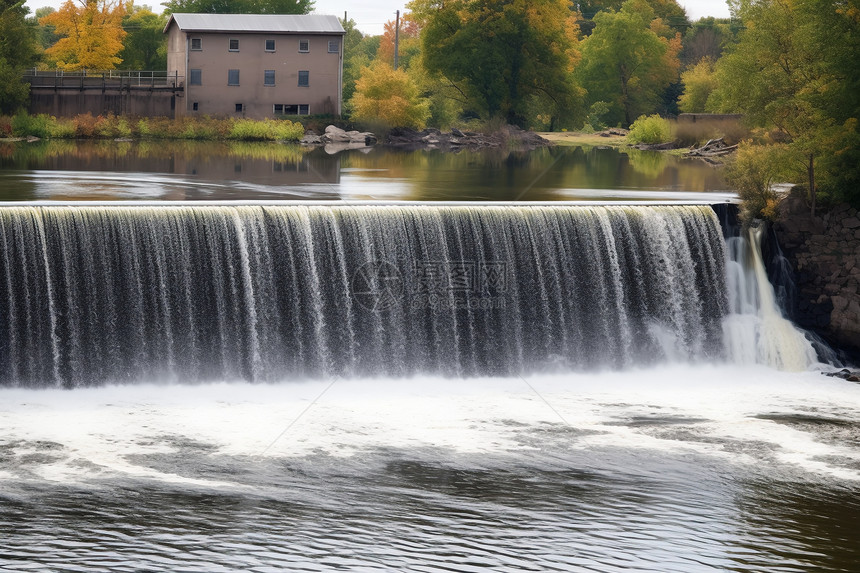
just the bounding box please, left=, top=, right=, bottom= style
left=807, top=153, right=816, bottom=218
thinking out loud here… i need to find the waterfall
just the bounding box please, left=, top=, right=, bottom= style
left=0, top=204, right=739, bottom=387
left=723, top=223, right=819, bottom=371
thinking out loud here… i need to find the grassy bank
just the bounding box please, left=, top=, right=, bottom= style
left=0, top=113, right=305, bottom=142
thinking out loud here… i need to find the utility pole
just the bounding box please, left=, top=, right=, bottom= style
left=394, top=10, right=400, bottom=70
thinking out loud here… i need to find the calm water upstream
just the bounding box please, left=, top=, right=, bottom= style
left=0, top=140, right=857, bottom=573
left=0, top=139, right=732, bottom=202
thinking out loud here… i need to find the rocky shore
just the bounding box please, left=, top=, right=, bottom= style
left=301, top=124, right=552, bottom=152
left=773, top=193, right=860, bottom=360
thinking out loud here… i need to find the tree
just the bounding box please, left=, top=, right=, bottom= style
left=713, top=0, right=860, bottom=212
left=415, top=0, right=583, bottom=128
left=340, top=17, right=381, bottom=107
left=162, top=0, right=313, bottom=14
left=0, top=0, right=38, bottom=113
left=350, top=61, right=431, bottom=129
left=40, top=0, right=128, bottom=71
left=576, top=0, right=681, bottom=126
left=677, top=57, right=717, bottom=113
left=377, top=12, right=421, bottom=71
left=118, top=6, right=166, bottom=70
left=577, top=0, right=689, bottom=35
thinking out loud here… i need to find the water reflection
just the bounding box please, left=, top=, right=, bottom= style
left=0, top=140, right=730, bottom=203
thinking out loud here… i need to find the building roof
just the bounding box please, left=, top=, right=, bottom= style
left=164, top=13, right=345, bottom=35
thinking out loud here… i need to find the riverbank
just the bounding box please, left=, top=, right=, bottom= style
left=1, top=113, right=305, bottom=142
left=773, top=192, right=860, bottom=361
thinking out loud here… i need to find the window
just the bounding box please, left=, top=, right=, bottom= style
left=328, top=40, right=339, bottom=53
left=298, top=70, right=309, bottom=87
left=273, top=104, right=309, bottom=116
left=191, top=37, right=202, bottom=50
left=265, top=39, right=275, bottom=51
left=189, top=69, right=201, bottom=86
left=228, top=69, right=239, bottom=86
left=192, top=102, right=199, bottom=111
left=235, top=103, right=244, bottom=113
left=299, top=39, right=309, bottom=52
left=264, top=70, right=275, bottom=86
left=229, top=38, right=239, bottom=51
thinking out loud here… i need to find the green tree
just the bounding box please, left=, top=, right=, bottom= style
left=27, top=6, right=60, bottom=60
left=350, top=61, right=430, bottom=129
left=415, top=0, right=583, bottom=128
left=713, top=0, right=860, bottom=212
left=118, top=6, right=166, bottom=70
left=162, top=0, right=312, bottom=14
left=0, top=0, right=38, bottom=113
left=577, top=0, right=689, bottom=35
left=340, top=17, right=379, bottom=106
left=677, top=56, right=717, bottom=113
left=576, top=0, right=681, bottom=126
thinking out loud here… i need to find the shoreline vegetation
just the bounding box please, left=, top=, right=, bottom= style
left=0, top=113, right=306, bottom=142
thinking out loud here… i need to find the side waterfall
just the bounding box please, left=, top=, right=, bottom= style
left=0, top=204, right=815, bottom=387
left=723, top=223, right=819, bottom=371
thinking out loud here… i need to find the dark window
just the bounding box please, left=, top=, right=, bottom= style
left=299, top=104, right=309, bottom=115
left=328, top=40, right=339, bottom=53
left=192, top=102, right=199, bottom=111
left=191, top=37, right=202, bottom=50
left=189, top=69, right=201, bottom=85
left=299, top=39, right=309, bottom=52
left=298, top=70, right=309, bottom=87
left=235, top=103, right=243, bottom=113
left=274, top=104, right=283, bottom=114
left=229, top=38, right=239, bottom=51
left=228, top=69, right=239, bottom=86
left=265, top=39, right=275, bottom=51
left=264, top=70, right=275, bottom=86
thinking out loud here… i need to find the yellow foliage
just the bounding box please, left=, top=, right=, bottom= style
left=351, top=62, right=431, bottom=129
left=41, top=0, right=128, bottom=70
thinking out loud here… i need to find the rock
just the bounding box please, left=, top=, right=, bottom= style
left=320, top=125, right=376, bottom=148
left=301, top=130, right=322, bottom=145
left=842, top=217, right=860, bottom=229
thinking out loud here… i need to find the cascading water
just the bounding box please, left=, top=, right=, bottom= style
left=723, top=222, right=819, bottom=371
left=0, top=204, right=734, bottom=387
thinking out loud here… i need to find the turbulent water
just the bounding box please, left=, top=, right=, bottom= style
left=1, top=201, right=856, bottom=572
left=0, top=204, right=728, bottom=387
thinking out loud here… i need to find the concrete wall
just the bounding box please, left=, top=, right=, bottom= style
left=29, top=87, right=178, bottom=118
left=167, top=27, right=343, bottom=119
left=773, top=193, right=860, bottom=360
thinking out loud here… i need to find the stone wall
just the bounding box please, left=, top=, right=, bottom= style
left=773, top=194, right=860, bottom=359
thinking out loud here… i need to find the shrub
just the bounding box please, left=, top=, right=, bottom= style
left=48, top=117, right=76, bottom=138
left=673, top=117, right=749, bottom=147
left=627, top=114, right=672, bottom=144
left=11, top=113, right=52, bottom=138
left=725, top=141, right=792, bottom=223
left=0, top=116, right=13, bottom=137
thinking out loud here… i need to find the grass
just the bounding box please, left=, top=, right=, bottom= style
left=1, top=113, right=305, bottom=142
left=538, top=131, right=628, bottom=147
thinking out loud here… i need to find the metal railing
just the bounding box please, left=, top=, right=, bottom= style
left=24, top=69, right=184, bottom=89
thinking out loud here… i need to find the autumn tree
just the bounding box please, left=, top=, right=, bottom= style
left=713, top=0, right=860, bottom=212
left=377, top=12, right=421, bottom=71
left=677, top=57, right=717, bottom=113
left=350, top=61, right=430, bottom=129
left=415, top=0, right=583, bottom=128
left=341, top=17, right=379, bottom=105
left=162, top=0, right=312, bottom=14
left=576, top=0, right=681, bottom=126
left=0, top=0, right=38, bottom=113
left=118, top=6, right=166, bottom=70
left=40, top=0, right=128, bottom=71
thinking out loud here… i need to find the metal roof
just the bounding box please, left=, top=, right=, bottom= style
left=164, top=13, right=345, bottom=35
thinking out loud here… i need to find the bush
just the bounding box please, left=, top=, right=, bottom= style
left=11, top=113, right=52, bottom=138
left=673, top=117, right=749, bottom=147
left=0, top=116, right=13, bottom=137
left=627, top=114, right=672, bottom=144
left=725, top=141, right=792, bottom=223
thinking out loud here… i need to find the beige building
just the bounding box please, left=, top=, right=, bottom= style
left=164, top=13, right=345, bottom=119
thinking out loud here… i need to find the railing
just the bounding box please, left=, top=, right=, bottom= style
left=24, top=69, right=184, bottom=89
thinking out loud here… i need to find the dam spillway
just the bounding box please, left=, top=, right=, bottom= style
left=0, top=204, right=730, bottom=387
